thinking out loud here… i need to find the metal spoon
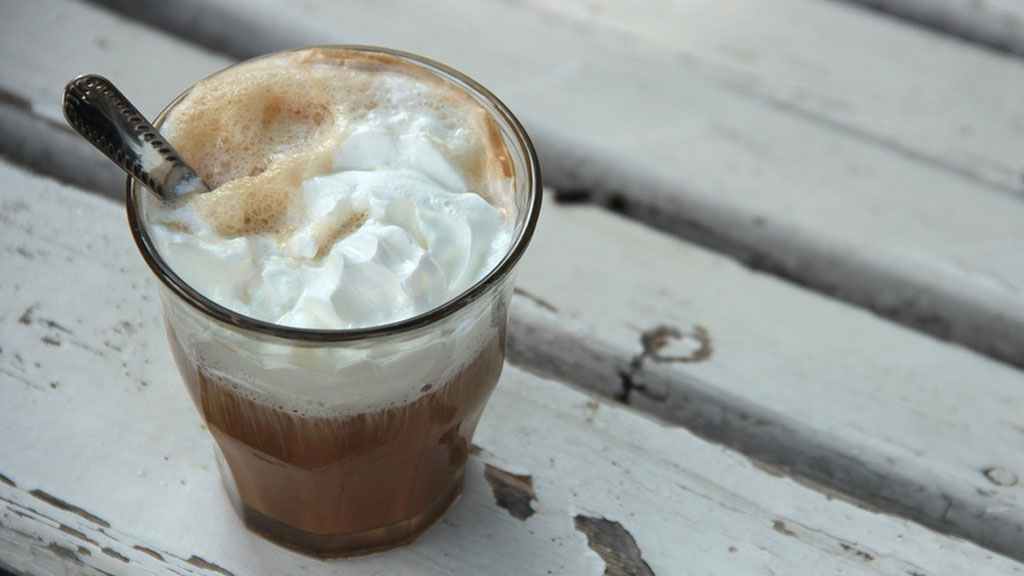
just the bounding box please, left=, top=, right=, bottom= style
left=62, top=74, right=210, bottom=201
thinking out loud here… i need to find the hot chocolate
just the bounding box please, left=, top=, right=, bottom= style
left=127, top=47, right=541, bottom=556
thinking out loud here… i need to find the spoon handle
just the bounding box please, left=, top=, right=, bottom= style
left=62, top=74, right=210, bottom=201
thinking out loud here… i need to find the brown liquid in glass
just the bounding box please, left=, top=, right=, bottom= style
left=167, top=324, right=505, bottom=556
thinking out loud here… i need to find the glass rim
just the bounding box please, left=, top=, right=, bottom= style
left=126, top=44, right=542, bottom=343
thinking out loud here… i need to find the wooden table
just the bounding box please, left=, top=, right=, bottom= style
left=2, top=0, right=1024, bottom=574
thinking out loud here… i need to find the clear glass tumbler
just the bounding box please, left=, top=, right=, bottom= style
left=126, top=46, right=541, bottom=557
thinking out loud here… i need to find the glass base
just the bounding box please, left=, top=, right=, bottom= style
left=212, top=438, right=462, bottom=558
left=208, top=410, right=469, bottom=556
left=238, top=477, right=462, bottom=557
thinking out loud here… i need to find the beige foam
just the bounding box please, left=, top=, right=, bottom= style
left=161, top=48, right=514, bottom=238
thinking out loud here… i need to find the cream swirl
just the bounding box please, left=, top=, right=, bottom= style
left=145, top=49, right=514, bottom=330
left=148, top=126, right=511, bottom=329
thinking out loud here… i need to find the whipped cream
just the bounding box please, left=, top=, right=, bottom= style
left=144, top=50, right=515, bottom=330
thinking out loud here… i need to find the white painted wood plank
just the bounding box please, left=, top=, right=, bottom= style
left=842, top=0, right=1024, bottom=56
left=5, top=0, right=1024, bottom=561
left=513, top=0, right=1024, bottom=193
left=68, top=0, right=1024, bottom=371
left=2, top=159, right=1020, bottom=576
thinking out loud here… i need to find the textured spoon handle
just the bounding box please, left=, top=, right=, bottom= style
left=62, top=74, right=210, bottom=200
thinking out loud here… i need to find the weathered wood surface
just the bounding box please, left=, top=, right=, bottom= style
left=4, top=0, right=1024, bottom=561
left=0, top=0, right=232, bottom=201
left=2, top=159, right=1021, bottom=575
left=513, top=199, right=1024, bottom=561
left=509, top=0, right=1024, bottom=194
left=842, top=0, right=1024, bottom=56
left=77, top=0, right=1024, bottom=370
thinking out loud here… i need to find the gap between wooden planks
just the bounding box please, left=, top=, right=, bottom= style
left=840, top=0, right=1024, bottom=56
